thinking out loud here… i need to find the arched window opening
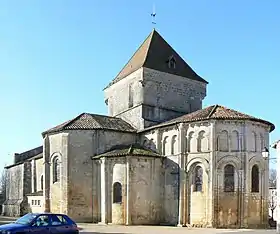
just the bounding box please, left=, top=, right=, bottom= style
left=224, top=164, right=235, bottom=192
left=40, top=175, right=44, bottom=191
left=188, top=132, right=194, bottom=152
left=197, top=131, right=206, bottom=152
left=251, top=165, right=259, bottom=192
left=193, top=166, right=203, bottom=192
left=231, top=130, right=239, bottom=151
left=162, top=136, right=168, bottom=155
left=218, top=130, right=229, bottom=152
left=171, top=135, right=177, bottom=155
left=143, top=140, right=148, bottom=148
left=53, top=157, right=60, bottom=183
left=113, top=182, right=122, bottom=203
left=149, top=138, right=156, bottom=151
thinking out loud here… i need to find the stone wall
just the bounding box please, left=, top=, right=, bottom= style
left=129, top=157, right=163, bottom=225
left=3, top=162, right=32, bottom=216
left=67, top=129, right=136, bottom=223
left=35, top=157, right=44, bottom=192
left=104, top=67, right=207, bottom=130
left=44, top=133, right=69, bottom=216
left=214, top=120, right=270, bottom=228
left=142, top=68, right=207, bottom=126
left=3, top=164, right=24, bottom=216
left=104, top=68, right=144, bottom=129
left=98, top=155, right=163, bottom=225
left=140, top=119, right=271, bottom=228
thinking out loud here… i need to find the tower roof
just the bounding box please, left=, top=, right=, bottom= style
left=105, top=29, right=208, bottom=89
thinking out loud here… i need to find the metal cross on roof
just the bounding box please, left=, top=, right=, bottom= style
left=151, top=4, right=156, bottom=26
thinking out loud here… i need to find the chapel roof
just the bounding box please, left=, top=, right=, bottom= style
left=5, top=146, right=43, bottom=169
left=104, top=29, right=208, bottom=89
left=42, top=113, right=136, bottom=136
left=141, top=104, right=275, bottom=132
left=92, top=143, right=161, bottom=159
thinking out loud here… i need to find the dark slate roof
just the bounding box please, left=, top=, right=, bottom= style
left=104, top=29, right=208, bottom=89
left=141, top=105, right=275, bottom=132
left=5, top=146, right=43, bottom=169
left=42, top=113, right=136, bottom=136
left=92, top=144, right=161, bottom=159
left=26, top=191, right=43, bottom=196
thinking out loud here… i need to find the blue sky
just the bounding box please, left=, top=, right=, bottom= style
left=0, top=0, right=279, bottom=169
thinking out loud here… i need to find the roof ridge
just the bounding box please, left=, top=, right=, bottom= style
left=103, top=30, right=153, bottom=90
left=65, top=113, right=86, bottom=128
left=139, top=104, right=275, bottom=132
left=142, top=30, right=156, bottom=65
left=85, top=112, right=122, bottom=119
left=207, top=105, right=219, bottom=118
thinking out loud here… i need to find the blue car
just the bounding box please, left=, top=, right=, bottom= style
left=0, top=212, right=79, bottom=233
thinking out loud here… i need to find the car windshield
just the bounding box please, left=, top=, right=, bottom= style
left=15, top=213, right=37, bottom=225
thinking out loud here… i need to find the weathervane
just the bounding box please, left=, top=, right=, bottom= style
left=151, top=4, right=156, bottom=26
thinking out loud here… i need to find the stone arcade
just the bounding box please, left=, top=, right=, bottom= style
left=3, top=29, right=275, bottom=228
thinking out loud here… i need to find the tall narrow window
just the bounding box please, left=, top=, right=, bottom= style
left=128, top=84, right=134, bottom=108
left=171, top=135, right=177, bottom=155
left=197, top=131, right=206, bottom=152
left=231, top=130, right=239, bottom=151
left=113, top=182, right=122, bottom=203
left=224, top=164, right=235, bottom=192
left=149, top=138, right=156, bottom=151
left=188, top=132, right=194, bottom=152
left=193, top=166, right=203, bottom=192
left=53, top=157, right=60, bottom=183
left=162, top=136, right=168, bottom=155
left=167, top=56, right=176, bottom=69
left=40, top=175, right=44, bottom=191
left=218, top=130, right=229, bottom=152
left=251, top=165, right=259, bottom=192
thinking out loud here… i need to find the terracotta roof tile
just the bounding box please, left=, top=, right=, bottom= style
left=42, top=113, right=136, bottom=136
left=104, top=29, right=207, bottom=89
left=92, top=144, right=161, bottom=159
left=142, top=105, right=275, bottom=132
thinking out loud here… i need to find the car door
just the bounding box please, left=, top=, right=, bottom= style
left=48, top=214, right=74, bottom=234
left=28, top=214, right=51, bottom=234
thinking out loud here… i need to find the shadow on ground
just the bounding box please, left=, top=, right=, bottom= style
left=80, top=233, right=131, bottom=234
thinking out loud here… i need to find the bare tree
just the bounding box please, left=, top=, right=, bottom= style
left=269, top=189, right=277, bottom=220
left=0, top=168, right=7, bottom=200
left=269, top=168, right=277, bottom=188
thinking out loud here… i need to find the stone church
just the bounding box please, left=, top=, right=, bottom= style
left=3, top=29, right=275, bottom=228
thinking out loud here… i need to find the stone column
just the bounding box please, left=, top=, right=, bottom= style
left=100, top=158, right=108, bottom=224
left=125, top=156, right=131, bottom=225
left=238, top=169, right=245, bottom=228
left=43, top=136, right=50, bottom=212
left=31, top=159, right=36, bottom=193
left=177, top=123, right=185, bottom=227
left=60, top=133, right=68, bottom=213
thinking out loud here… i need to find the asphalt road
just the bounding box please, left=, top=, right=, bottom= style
left=0, top=216, right=276, bottom=234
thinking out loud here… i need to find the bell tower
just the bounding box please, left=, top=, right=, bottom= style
left=104, top=29, right=208, bottom=130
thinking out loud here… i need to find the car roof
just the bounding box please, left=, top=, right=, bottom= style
left=29, top=212, right=70, bottom=217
